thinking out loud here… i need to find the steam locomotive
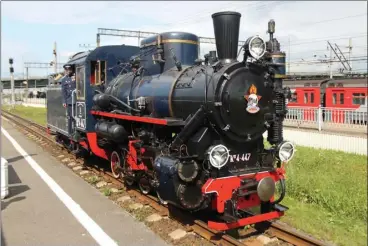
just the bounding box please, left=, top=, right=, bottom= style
left=47, top=11, right=295, bottom=231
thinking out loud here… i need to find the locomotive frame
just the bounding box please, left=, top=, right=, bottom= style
left=46, top=12, right=296, bottom=231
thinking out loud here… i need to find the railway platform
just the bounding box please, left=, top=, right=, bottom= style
left=0, top=119, right=169, bottom=246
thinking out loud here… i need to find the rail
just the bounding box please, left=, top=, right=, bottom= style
left=1, top=110, right=333, bottom=246
left=285, top=106, right=367, bottom=133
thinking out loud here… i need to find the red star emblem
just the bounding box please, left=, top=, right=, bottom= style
left=244, top=84, right=262, bottom=101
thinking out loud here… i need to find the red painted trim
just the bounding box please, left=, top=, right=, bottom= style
left=202, top=168, right=285, bottom=214
left=126, top=140, right=148, bottom=171
left=86, top=132, right=108, bottom=160
left=207, top=211, right=284, bottom=231
left=90, top=110, right=169, bottom=125
left=79, top=141, right=89, bottom=149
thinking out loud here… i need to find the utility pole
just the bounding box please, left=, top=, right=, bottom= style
left=9, top=58, right=15, bottom=108
left=347, top=38, right=353, bottom=74
left=53, top=42, right=57, bottom=74
left=330, top=46, right=333, bottom=79
left=288, top=36, right=291, bottom=75
left=327, top=43, right=333, bottom=79
left=26, top=67, right=29, bottom=90
left=96, top=34, right=100, bottom=47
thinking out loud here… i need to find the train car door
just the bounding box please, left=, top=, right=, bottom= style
left=302, top=90, right=317, bottom=121
left=75, top=65, right=87, bottom=131
left=330, top=90, right=345, bottom=123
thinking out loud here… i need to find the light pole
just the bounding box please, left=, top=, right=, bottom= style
left=9, top=58, right=15, bottom=109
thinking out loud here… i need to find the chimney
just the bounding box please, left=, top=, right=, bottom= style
left=211, top=11, right=241, bottom=63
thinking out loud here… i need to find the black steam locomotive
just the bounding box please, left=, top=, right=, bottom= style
left=50, top=11, right=295, bottom=230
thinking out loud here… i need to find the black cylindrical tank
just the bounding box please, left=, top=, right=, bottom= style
left=93, top=93, right=111, bottom=109
left=95, top=121, right=128, bottom=143
left=212, top=11, right=241, bottom=63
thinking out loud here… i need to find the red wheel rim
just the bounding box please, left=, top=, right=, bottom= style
left=110, top=151, right=120, bottom=178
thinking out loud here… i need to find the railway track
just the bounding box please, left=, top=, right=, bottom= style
left=1, top=110, right=333, bottom=246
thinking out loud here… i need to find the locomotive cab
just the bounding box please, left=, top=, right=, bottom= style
left=46, top=45, right=139, bottom=149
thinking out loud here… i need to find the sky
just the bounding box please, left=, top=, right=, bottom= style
left=1, top=1, right=367, bottom=79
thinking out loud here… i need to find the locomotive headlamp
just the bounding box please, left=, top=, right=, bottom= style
left=276, top=141, right=295, bottom=162
left=244, top=36, right=266, bottom=60
left=208, top=145, right=230, bottom=169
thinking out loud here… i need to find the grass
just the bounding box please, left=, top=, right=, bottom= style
left=87, top=176, right=100, bottom=185
left=103, top=187, right=112, bottom=197
left=2, top=105, right=47, bottom=126
left=286, top=147, right=367, bottom=221
left=281, top=146, right=367, bottom=246
left=2, top=105, right=367, bottom=245
left=281, top=196, right=367, bottom=246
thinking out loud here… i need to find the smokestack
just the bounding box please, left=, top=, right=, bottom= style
left=211, top=11, right=241, bottom=63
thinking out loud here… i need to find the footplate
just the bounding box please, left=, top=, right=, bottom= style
left=208, top=210, right=285, bottom=231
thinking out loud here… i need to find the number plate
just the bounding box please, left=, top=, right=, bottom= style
left=229, top=153, right=251, bottom=163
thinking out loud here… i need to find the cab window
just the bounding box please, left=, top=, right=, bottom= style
left=76, top=66, right=85, bottom=100
left=90, top=60, right=106, bottom=86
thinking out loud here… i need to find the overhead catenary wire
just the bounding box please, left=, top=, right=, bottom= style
left=290, top=58, right=368, bottom=65
left=288, top=46, right=367, bottom=55
left=287, top=12, right=367, bottom=29
left=279, top=34, right=367, bottom=47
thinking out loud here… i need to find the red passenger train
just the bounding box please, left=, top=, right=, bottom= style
left=284, top=76, right=367, bottom=124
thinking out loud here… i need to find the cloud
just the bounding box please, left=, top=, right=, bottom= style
left=2, top=1, right=367, bottom=77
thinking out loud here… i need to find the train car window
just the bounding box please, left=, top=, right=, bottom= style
left=352, top=93, right=366, bottom=105
left=90, top=61, right=97, bottom=85
left=310, top=93, right=314, bottom=103
left=76, top=66, right=85, bottom=100
left=304, top=93, right=308, bottom=103
left=340, top=93, right=344, bottom=104
left=328, top=83, right=335, bottom=87
left=95, top=60, right=106, bottom=85
left=290, top=91, right=297, bottom=102
left=304, top=83, right=311, bottom=87
left=90, top=60, right=106, bottom=86
left=332, top=93, right=337, bottom=105
left=337, top=83, right=344, bottom=87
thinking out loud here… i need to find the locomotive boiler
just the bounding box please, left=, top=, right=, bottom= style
left=91, top=11, right=295, bottom=230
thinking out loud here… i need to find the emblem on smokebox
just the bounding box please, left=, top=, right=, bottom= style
left=244, top=84, right=262, bottom=114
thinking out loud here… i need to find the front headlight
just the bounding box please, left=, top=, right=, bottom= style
left=208, top=145, right=230, bottom=169
left=277, top=141, right=295, bottom=162
left=244, top=35, right=266, bottom=60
